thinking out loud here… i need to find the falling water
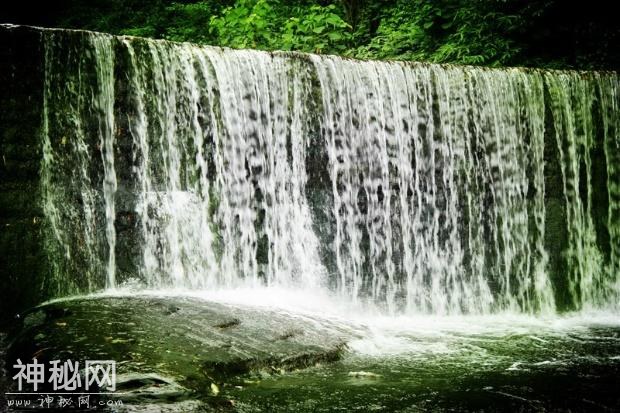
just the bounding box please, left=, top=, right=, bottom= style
left=94, top=36, right=117, bottom=289
left=311, top=59, right=557, bottom=314
left=545, top=72, right=620, bottom=309
left=38, top=30, right=620, bottom=314
left=41, top=30, right=117, bottom=294
left=118, top=39, right=325, bottom=290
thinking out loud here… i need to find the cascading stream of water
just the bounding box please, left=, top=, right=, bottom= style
left=311, top=59, right=559, bottom=314
left=39, top=30, right=620, bottom=315
left=41, top=30, right=117, bottom=294
left=93, top=36, right=117, bottom=289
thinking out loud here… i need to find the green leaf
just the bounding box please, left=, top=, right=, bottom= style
left=326, top=15, right=343, bottom=26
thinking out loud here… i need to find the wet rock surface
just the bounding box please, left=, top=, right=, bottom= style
left=4, top=295, right=352, bottom=411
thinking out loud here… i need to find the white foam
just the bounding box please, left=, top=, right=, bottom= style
left=44, top=287, right=620, bottom=356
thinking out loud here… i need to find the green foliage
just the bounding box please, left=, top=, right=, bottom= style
left=280, top=4, right=352, bottom=53
left=14, top=0, right=620, bottom=70
left=162, top=2, right=223, bottom=43
left=354, top=0, right=524, bottom=66
left=209, top=0, right=277, bottom=49
left=208, top=1, right=351, bottom=53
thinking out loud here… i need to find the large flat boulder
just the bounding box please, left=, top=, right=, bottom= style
left=4, top=295, right=354, bottom=410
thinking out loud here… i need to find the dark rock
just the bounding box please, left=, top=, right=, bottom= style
left=6, top=295, right=353, bottom=401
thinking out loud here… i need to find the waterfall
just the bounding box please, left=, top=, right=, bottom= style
left=41, top=30, right=117, bottom=294
left=311, top=59, right=555, bottom=314
left=94, top=36, right=117, bottom=289
left=38, top=29, right=620, bottom=314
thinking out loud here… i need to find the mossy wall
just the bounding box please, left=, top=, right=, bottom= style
left=0, top=26, right=47, bottom=328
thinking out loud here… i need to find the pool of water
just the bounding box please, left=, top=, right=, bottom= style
left=222, top=318, right=620, bottom=412
left=4, top=288, right=620, bottom=412
left=146, top=287, right=619, bottom=411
